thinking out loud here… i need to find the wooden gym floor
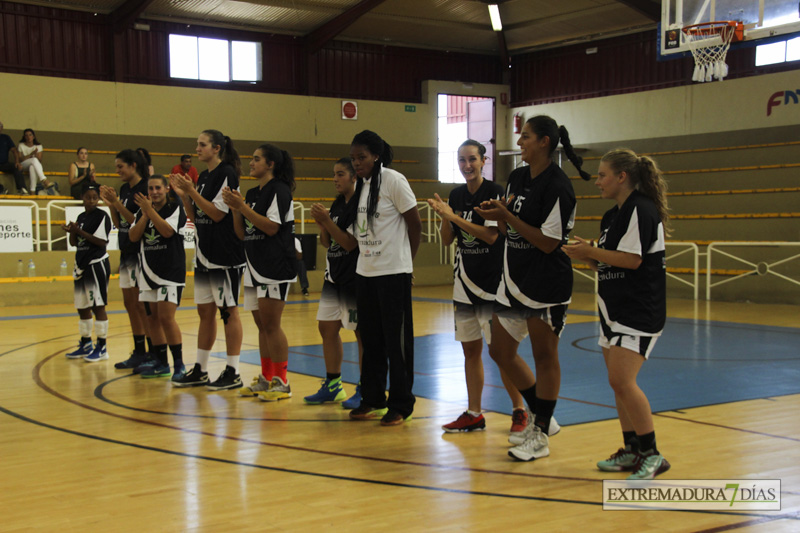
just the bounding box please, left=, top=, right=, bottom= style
left=1, top=286, right=798, bottom=532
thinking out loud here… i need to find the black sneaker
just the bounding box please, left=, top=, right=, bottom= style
left=172, top=363, right=209, bottom=388
left=114, top=351, right=147, bottom=370
left=206, top=366, right=242, bottom=391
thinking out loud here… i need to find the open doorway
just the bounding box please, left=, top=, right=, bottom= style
left=437, top=94, right=495, bottom=183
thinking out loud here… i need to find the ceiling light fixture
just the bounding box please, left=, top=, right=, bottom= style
left=488, top=4, right=502, bottom=32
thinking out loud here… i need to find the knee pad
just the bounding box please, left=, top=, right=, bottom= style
left=219, top=306, right=230, bottom=325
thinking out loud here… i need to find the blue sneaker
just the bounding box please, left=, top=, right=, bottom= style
left=66, top=341, right=93, bottom=359
left=83, top=344, right=108, bottom=363
left=141, top=362, right=171, bottom=378
left=342, top=382, right=362, bottom=410
left=171, top=363, right=187, bottom=382
left=304, top=377, right=346, bottom=404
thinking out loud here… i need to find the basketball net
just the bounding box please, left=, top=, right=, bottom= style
left=683, top=22, right=738, bottom=82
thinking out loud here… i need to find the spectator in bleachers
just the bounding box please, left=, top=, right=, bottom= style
left=171, top=154, right=199, bottom=185
left=68, top=147, right=97, bottom=200
left=0, top=121, right=28, bottom=194
left=137, top=147, right=155, bottom=176
left=18, top=128, right=53, bottom=193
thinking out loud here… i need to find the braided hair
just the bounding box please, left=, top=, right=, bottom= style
left=351, top=130, right=393, bottom=229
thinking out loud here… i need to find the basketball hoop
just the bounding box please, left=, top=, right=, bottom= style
left=682, top=21, right=743, bottom=82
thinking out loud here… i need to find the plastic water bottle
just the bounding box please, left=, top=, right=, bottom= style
left=17, top=259, right=24, bottom=277
left=28, top=259, right=36, bottom=277
left=60, top=258, right=68, bottom=276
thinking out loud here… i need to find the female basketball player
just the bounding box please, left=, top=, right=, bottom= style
left=563, top=148, right=671, bottom=480
left=304, top=157, right=363, bottom=407
left=427, top=140, right=527, bottom=436
left=100, top=150, right=151, bottom=371
left=222, top=144, right=297, bottom=401
left=476, top=115, right=587, bottom=461
left=347, top=130, right=421, bottom=426
left=129, top=176, right=186, bottom=380
left=64, top=183, right=111, bottom=363
left=170, top=130, right=245, bottom=391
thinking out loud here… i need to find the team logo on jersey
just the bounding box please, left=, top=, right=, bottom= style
left=356, top=218, right=369, bottom=238
left=196, top=206, right=206, bottom=218
left=144, top=228, right=159, bottom=245
left=76, top=235, right=86, bottom=246
left=244, top=218, right=256, bottom=235
left=460, top=229, right=479, bottom=248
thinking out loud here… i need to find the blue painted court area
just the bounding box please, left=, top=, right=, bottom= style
left=234, top=316, right=800, bottom=426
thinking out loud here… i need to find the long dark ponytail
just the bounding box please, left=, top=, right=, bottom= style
left=351, top=130, right=393, bottom=228
left=202, top=129, right=241, bottom=176
left=526, top=115, right=591, bottom=180
left=116, top=149, right=149, bottom=180
left=257, top=143, right=296, bottom=192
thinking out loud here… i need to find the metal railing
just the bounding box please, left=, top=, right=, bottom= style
left=706, top=242, right=800, bottom=300
left=45, top=199, right=83, bottom=250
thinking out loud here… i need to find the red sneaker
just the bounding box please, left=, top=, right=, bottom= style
left=442, top=411, right=486, bottom=433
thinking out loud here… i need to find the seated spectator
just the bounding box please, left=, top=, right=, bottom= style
left=19, top=128, right=53, bottom=193
left=68, top=147, right=97, bottom=199
left=170, top=154, right=199, bottom=184
left=0, top=121, right=28, bottom=194
left=137, top=147, right=155, bottom=176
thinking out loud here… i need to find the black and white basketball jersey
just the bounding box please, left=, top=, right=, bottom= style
left=136, top=202, right=186, bottom=288
left=194, top=163, right=245, bottom=271
left=242, top=179, right=296, bottom=284
left=324, top=193, right=359, bottom=287
left=498, top=163, right=576, bottom=308
left=597, top=189, right=666, bottom=335
left=117, top=179, right=147, bottom=260
left=448, top=179, right=504, bottom=305
left=75, top=208, right=111, bottom=270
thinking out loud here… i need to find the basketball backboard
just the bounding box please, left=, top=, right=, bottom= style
left=660, top=0, right=800, bottom=57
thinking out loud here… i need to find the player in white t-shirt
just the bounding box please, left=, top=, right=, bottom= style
left=347, top=130, right=421, bottom=427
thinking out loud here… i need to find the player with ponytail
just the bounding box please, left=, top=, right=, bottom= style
left=564, top=148, right=671, bottom=479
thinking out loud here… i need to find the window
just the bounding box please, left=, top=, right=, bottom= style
left=755, top=36, right=800, bottom=66
left=169, top=34, right=262, bottom=82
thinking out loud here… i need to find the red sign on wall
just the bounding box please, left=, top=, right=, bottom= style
left=342, top=100, right=358, bottom=120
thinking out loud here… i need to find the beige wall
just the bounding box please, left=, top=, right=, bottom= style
left=511, top=70, right=800, bottom=146
left=0, top=72, right=509, bottom=151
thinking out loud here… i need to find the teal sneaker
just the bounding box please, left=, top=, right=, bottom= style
left=141, top=362, right=171, bottom=378
left=627, top=451, right=671, bottom=480
left=597, top=446, right=638, bottom=472
left=304, top=377, right=346, bottom=404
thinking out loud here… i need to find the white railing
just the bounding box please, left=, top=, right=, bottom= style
left=45, top=199, right=83, bottom=250
left=666, top=242, right=700, bottom=300
left=0, top=199, right=42, bottom=251
left=293, top=201, right=306, bottom=234
left=706, top=242, right=800, bottom=300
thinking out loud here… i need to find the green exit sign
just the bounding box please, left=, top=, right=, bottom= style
left=404, top=105, right=416, bottom=112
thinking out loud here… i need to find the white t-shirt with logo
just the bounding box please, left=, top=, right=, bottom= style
left=352, top=166, right=417, bottom=277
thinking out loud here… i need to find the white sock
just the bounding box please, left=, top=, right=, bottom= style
left=226, top=355, right=240, bottom=373
left=79, top=319, right=93, bottom=338
left=94, top=320, right=108, bottom=339
left=467, top=409, right=482, bottom=417
left=196, top=349, right=211, bottom=371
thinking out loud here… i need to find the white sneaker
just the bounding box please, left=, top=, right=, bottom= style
left=508, top=425, right=550, bottom=462
left=509, top=410, right=560, bottom=445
